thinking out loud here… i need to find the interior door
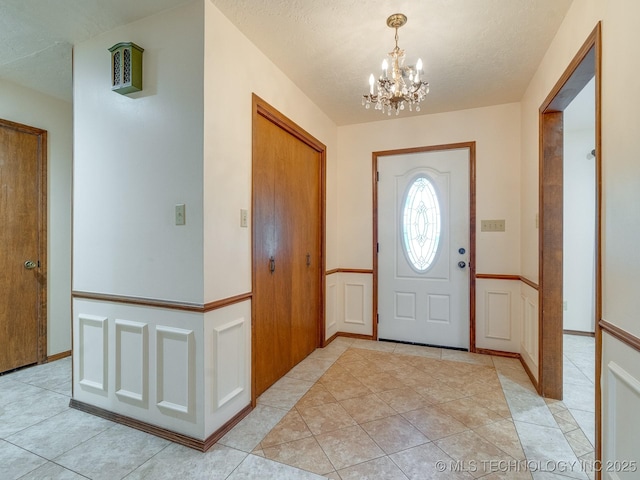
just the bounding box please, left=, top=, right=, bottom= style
left=252, top=98, right=323, bottom=398
left=378, top=148, right=470, bottom=349
left=0, top=119, right=47, bottom=373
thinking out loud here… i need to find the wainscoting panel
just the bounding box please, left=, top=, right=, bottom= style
left=213, top=318, right=245, bottom=408
left=484, top=291, right=511, bottom=340
left=78, top=314, right=108, bottom=393
left=520, top=282, right=539, bottom=378
left=325, top=277, right=338, bottom=341
left=115, top=319, right=148, bottom=405
left=336, top=273, right=373, bottom=336
left=203, top=299, right=251, bottom=438
left=475, top=279, right=520, bottom=353
left=73, top=298, right=204, bottom=439
left=156, top=326, right=195, bottom=418
left=344, top=282, right=366, bottom=325
left=602, top=333, right=640, bottom=478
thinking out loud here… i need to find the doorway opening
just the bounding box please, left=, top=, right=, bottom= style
left=538, top=21, right=601, bottom=463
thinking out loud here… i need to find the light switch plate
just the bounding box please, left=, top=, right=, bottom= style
left=175, top=204, right=186, bottom=225
left=481, top=219, right=505, bottom=232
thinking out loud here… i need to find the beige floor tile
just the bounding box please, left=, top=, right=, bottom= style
left=339, top=393, right=396, bottom=424
left=401, top=406, right=469, bottom=440
left=390, top=442, right=474, bottom=480
left=471, top=389, right=512, bottom=418
left=321, top=375, right=372, bottom=401
left=263, top=436, right=334, bottom=475
left=338, top=456, right=410, bottom=480
left=473, top=418, right=527, bottom=460
left=564, top=428, right=593, bottom=457
left=295, top=383, right=338, bottom=410
left=389, top=365, right=440, bottom=389
left=361, top=414, right=429, bottom=454
left=261, top=409, right=313, bottom=448
left=356, top=370, right=407, bottom=393
left=441, top=349, right=495, bottom=367
left=553, top=409, right=580, bottom=433
left=315, top=425, right=385, bottom=470
left=297, top=402, right=356, bottom=435
left=435, top=430, right=517, bottom=478
left=336, top=349, right=367, bottom=364
left=414, top=381, right=468, bottom=404
left=376, top=386, right=433, bottom=413
left=286, top=358, right=334, bottom=383
left=435, top=397, right=505, bottom=428
left=392, top=343, right=442, bottom=360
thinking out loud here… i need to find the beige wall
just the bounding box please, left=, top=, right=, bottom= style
left=0, top=79, right=72, bottom=356
left=203, top=0, right=339, bottom=303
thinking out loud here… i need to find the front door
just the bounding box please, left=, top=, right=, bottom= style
left=0, top=118, right=47, bottom=373
left=377, top=146, right=470, bottom=349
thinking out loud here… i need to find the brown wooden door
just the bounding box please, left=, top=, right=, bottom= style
left=0, top=119, right=47, bottom=373
left=252, top=97, right=324, bottom=399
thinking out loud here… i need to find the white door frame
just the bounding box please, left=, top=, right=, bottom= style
left=373, top=142, right=477, bottom=351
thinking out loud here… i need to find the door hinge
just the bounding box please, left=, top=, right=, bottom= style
left=377, top=242, right=379, bottom=253
left=377, top=313, right=379, bottom=324
left=376, top=171, right=379, bottom=181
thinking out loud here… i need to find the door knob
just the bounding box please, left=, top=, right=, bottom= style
left=269, top=256, right=275, bottom=274
left=458, top=261, right=466, bottom=269
left=24, top=260, right=37, bottom=269
left=306, top=253, right=311, bottom=267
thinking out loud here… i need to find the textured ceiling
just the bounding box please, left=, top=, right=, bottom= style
left=0, top=0, right=574, bottom=126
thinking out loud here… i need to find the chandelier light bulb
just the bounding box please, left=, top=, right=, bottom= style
left=362, top=14, right=429, bottom=116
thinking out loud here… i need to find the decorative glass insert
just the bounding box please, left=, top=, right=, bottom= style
left=402, top=176, right=441, bottom=271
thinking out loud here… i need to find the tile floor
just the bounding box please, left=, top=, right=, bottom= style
left=0, top=335, right=594, bottom=479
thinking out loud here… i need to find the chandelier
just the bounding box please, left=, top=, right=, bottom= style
left=362, top=14, right=429, bottom=116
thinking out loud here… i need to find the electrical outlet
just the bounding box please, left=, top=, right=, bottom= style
left=240, top=209, right=248, bottom=228
left=480, top=219, right=506, bottom=232
left=175, top=204, right=185, bottom=225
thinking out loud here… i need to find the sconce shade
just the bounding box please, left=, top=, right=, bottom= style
left=108, top=42, right=144, bottom=94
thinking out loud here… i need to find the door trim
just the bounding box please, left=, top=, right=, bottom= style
left=251, top=94, right=326, bottom=405
left=538, top=21, right=601, bottom=471
left=0, top=118, right=48, bottom=365
left=373, top=142, right=477, bottom=350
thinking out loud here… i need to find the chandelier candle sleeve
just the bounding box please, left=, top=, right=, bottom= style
left=362, top=13, right=430, bottom=116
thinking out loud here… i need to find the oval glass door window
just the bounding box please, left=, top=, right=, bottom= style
left=402, top=176, right=441, bottom=272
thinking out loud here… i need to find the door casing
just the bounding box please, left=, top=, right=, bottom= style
left=373, top=142, right=476, bottom=350
left=538, top=21, right=602, bottom=470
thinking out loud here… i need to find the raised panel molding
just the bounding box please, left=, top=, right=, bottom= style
left=606, top=361, right=640, bottom=479
left=115, top=319, right=148, bottom=405
left=214, top=317, right=245, bottom=408
left=344, top=282, right=365, bottom=325
left=78, top=314, right=108, bottom=392
left=326, top=283, right=337, bottom=330
left=484, top=290, right=511, bottom=340
left=156, top=326, right=195, bottom=418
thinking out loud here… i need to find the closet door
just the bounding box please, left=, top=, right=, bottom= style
left=253, top=114, right=292, bottom=396
left=252, top=98, right=324, bottom=399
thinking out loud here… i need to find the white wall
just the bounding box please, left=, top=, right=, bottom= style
left=563, top=120, right=596, bottom=333
left=0, top=79, right=72, bottom=356
left=202, top=0, right=339, bottom=303
left=73, top=1, right=205, bottom=303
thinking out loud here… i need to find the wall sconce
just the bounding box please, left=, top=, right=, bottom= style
left=108, top=42, right=144, bottom=95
